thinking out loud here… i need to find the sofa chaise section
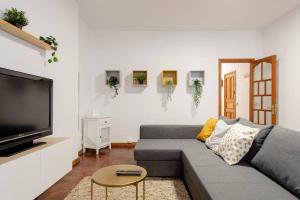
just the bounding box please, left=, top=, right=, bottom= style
left=183, top=148, right=297, bottom=200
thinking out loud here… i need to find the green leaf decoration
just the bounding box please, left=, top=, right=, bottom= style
left=40, top=35, right=59, bottom=64
left=193, top=79, right=203, bottom=108
left=108, top=76, right=119, bottom=97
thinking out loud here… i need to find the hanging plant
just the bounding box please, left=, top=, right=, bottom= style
left=166, top=80, right=174, bottom=101
left=108, top=76, right=119, bottom=97
left=3, top=7, right=29, bottom=29
left=136, top=73, right=147, bottom=85
left=193, top=79, right=203, bottom=107
left=40, top=36, right=59, bottom=64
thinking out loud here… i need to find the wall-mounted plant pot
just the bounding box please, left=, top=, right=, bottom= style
left=188, top=71, right=205, bottom=86
left=105, top=70, right=121, bottom=85
left=133, top=70, right=147, bottom=86
left=13, top=24, right=23, bottom=29
left=162, top=70, right=177, bottom=86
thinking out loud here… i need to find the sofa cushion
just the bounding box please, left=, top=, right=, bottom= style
left=197, top=118, right=218, bottom=141
left=205, top=120, right=233, bottom=152
left=134, top=139, right=207, bottom=161
left=251, top=126, right=300, bottom=198
left=183, top=148, right=226, bottom=167
left=217, top=123, right=259, bottom=165
left=238, top=118, right=273, bottom=162
left=203, top=179, right=297, bottom=200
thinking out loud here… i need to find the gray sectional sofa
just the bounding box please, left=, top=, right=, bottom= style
left=134, top=124, right=300, bottom=200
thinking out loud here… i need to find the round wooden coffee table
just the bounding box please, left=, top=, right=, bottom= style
left=91, top=165, right=147, bottom=200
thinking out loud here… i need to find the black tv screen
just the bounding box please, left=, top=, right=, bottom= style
left=0, top=68, right=52, bottom=145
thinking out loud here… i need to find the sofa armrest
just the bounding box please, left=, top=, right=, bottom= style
left=140, top=125, right=203, bottom=139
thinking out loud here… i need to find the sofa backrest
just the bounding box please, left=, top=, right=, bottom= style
left=251, top=125, right=300, bottom=198
left=140, top=125, right=202, bottom=139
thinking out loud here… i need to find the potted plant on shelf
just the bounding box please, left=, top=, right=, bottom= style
left=3, top=7, right=29, bottom=29
left=39, top=36, right=59, bottom=64
left=193, top=79, right=203, bottom=108
left=166, top=80, right=174, bottom=101
left=108, top=76, right=119, bottom=97
left=136, top=73, right=147, bottom=85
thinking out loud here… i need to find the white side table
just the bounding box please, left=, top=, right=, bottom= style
left=83, top=117, right=112, bottom=155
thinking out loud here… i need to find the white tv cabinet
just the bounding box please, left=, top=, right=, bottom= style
left=83, top=117, right=112, bottom=155
left=0, top=137, right=72, bottom=200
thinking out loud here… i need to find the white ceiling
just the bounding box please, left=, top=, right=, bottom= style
left=78, top=0, right=300, bottom=30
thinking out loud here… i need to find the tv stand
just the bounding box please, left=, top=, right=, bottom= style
left=0, top=137, right=72, bottom=200
left=0, top=141, right=46, bottom=157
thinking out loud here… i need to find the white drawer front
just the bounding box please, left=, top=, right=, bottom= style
left=99, top=118, right=111, bottom=125
left=40, top=138, right=72, bottom=192
left=0, top=151, right=41, bottom=200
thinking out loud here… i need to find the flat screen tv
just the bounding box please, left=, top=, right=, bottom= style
left=0, top=67, right=53, bottom=155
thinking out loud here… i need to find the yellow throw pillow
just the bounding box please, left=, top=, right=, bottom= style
left=197, top=118, right=218, bottom=142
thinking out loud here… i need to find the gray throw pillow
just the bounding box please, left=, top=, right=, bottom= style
left=251, top=126, right=300, bottom=198
left=205, top=120, right=233, bottom=152
left=218, top=116, right=239, bottom=125
left=238, top=118, right=273, bottom=162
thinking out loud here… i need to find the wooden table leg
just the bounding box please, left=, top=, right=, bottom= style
left=91, top=180, right=93, bottom=200
left=136, top=183, right=138, bottom=200
left=143, top=180, right=145, bottom=200
left=105, top=186, right=108, bottom=200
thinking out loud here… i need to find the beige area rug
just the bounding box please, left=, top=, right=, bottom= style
left=65, top=176, right=191, bottom=200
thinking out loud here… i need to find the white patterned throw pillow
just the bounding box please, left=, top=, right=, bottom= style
left=205, top=120, right=232, bottom=152
left=217, top=123, right=259, bottom=165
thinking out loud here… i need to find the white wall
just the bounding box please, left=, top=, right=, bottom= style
left=78, top=18, right=93, bottom=147
left=80, top=31, right=263, bottom=142
left=221, top=63, right=250, bottom=119
left=263, top=6, right=300, bottom=131
left=0, top=0, right=80, bottom=159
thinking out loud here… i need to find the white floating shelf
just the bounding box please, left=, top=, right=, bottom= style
left=0, top=19, right=53, bottom=50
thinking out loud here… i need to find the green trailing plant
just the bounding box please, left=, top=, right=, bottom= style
left=108, top=76, right=119, bottom=97
left=193, top=79, right=203, bottom=107
left=136, top=73, right=147, bottom=85
left=3, top=7, right=29, bottom=29
left=166, top=80, right=174, bottom=101
left=40, top=36, right=59, bottom=64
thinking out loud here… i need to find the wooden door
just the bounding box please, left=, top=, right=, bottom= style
left=224, top=71, right=236, bottom=119
left=250, top=55, right=277, bottom=125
